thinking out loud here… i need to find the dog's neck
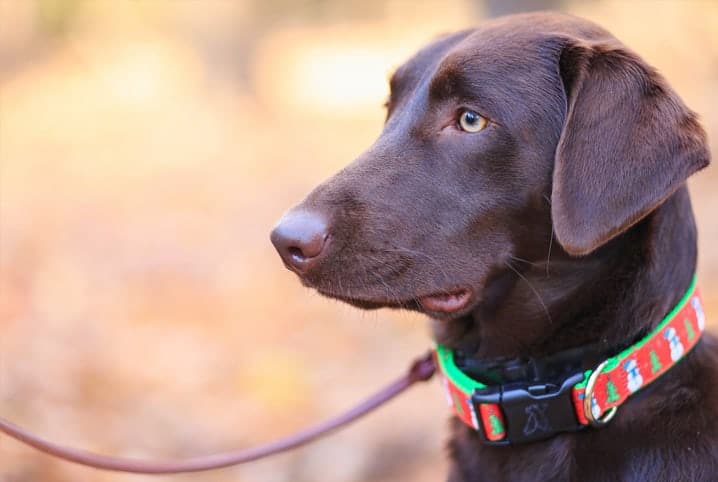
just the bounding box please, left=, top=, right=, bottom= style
left=433, top=186, right=698, bottom=362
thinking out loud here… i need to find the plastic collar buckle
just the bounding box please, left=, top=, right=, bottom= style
left=472, top=372, right=585, bottom=445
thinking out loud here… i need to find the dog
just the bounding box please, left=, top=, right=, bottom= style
left=270, top=12, right=715, bottom=481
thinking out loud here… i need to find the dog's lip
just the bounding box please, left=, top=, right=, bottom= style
left=418, top=288, right=472, bottom=313
left=314, top=286, right=474, bottom=314
left=315, top=289, right=416, bottom=310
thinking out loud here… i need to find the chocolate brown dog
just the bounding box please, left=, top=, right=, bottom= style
left=271, top=12, right=716, bottom=481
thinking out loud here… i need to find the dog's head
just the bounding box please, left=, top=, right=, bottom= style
left=271, top=13, right=708, bottom=321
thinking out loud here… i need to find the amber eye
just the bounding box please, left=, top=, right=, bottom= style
left=458, top=109, right=487, bottom=133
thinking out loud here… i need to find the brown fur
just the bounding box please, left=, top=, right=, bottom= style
left=271, top=12, right=715, bottom=481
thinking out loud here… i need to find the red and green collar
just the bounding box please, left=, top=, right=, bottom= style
left=434, top=276, right=706, bottom=445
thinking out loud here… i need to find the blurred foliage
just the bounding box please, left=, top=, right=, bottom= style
left=0, top=1, right=717, bottom=481
left=34, top=0, right=85, bottom=37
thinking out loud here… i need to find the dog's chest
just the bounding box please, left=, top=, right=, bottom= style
left=448, top=421, right=574, bottom=482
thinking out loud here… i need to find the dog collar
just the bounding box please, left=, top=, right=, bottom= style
left=434, top=275, right=706, bottom=445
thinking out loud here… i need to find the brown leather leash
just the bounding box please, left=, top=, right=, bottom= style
left=0, top=351, right=435, bottom=474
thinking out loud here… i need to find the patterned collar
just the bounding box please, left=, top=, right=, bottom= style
left=434, top=276, right=706, bottom=445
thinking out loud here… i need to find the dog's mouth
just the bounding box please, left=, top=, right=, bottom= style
left=418, top=289, right=472, bottom=313
left=316, top=286, right=474, bottom=315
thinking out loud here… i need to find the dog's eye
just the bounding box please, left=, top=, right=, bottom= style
left=458, top=109, right=487, bottom=133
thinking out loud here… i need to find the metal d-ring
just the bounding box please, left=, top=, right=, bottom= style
left=583, top=360, right=618, bottom=427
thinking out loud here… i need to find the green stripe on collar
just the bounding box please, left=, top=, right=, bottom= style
left=434, top=275, right=706, bottom=444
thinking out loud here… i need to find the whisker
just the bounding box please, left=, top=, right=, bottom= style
left=384, top=245, right=454, bottom=290
left=546, top=229, right=554, bottom=278
left=359, top=253, right=404, bottom=304
left=509, top=255, right=545, bottom=267
left=543, top=194, right=554, bottom=279
left=504, top=259, right=553, bottom=325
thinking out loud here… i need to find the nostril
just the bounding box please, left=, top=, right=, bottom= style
left=288, top=246, right=306, bottom=262
left=288, top=233, right=328, bottom=262
left=270, top=210, right=330, bottom=272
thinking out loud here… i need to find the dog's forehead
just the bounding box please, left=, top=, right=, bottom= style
left=396, top=13, right=611, bottom=82
left=471, top=11, right=611, bottom=43
left=438, top=13, right=610, bottom=74
left=390, top=29, right=473, bottom=90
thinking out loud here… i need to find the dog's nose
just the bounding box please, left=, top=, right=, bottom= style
left=270, top=210, right=329, bottom=273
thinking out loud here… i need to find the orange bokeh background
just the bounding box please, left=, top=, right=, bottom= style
left=1, top=1, right=717, bottom=481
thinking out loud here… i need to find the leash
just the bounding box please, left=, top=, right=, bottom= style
left=2, top=280, right=705, bottom=469
left=0, top=352, right=435, bottom=474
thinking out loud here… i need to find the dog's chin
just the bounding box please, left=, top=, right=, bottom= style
left=314, top=286, right=477, bottom=319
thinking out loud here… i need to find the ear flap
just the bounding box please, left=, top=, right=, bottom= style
left=551, top=40, right=709, bottom=256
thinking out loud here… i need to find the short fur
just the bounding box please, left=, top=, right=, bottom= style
left=272, top=12, right=715, bottom=481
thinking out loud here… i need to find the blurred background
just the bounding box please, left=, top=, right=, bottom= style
left=0, top=0, right=716, bottom=481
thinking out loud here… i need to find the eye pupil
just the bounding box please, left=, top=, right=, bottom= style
left=458, top=109, right=487, bottom=133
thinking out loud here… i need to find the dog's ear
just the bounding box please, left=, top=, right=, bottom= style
left=551, top=39, right=709, bottom=256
